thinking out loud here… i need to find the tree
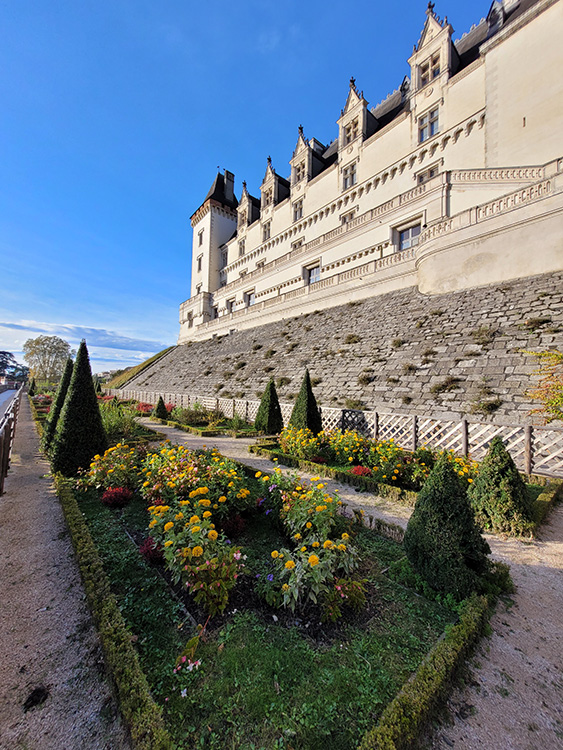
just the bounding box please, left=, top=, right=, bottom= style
left=289, top=369, right=322, bottom=435
left=41, top=357, right=74, bottom=453
left=255, top=379, right=283, bottom=434
left=0, top=351, right=28, bottom=381
left=526, top=349, right=563, bottom=424
left=468, top=437, right=534, bottom=535
left=403, top=453, right=491, bottom=600
left=23, top=335, right=73, bottom=381
left=28, top=377, right=36, bottom=396
left=153, top=396, right=168, bottom=420
left=51, top=341, right=107, bottom=476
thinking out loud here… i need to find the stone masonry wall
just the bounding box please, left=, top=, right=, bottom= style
left=125, top=272, right=563, bottom=425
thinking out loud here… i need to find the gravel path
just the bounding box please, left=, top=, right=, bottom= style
left=147, top=422, right=563, bottom=750
left=0, top=398, right=131, bottom=750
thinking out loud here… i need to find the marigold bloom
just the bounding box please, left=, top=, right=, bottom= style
left=294, top=533, right=302, bottom=540
left=192, top=546, right=203, bottom=557
left=191, top=526, right=201, bottom=533
left=189, top=515, right=200, bottom=524
left=323, top=540, right=333, bottom=549
left=271, top=550, right=279, bottom=559
left=306, top=522, right=312, bottom=529
left=341, top=532, right=350, bottom=540
left=308, top=554, right=319, bottom=567
left=338, top=544, right=346, bottom=551
left=164, top=522, right=174, bottom=532
left=164, top=540, right=173, bottom=547
left=219, top=496, right=227, bottom=503
left=301, top=546, right=307, bottom=552
left=203, top=511, right=212, bottom=518
left=282, top=583, right=289, bottom=591
left=312, top=541, right=320, bottom=548
left=208, top=530, right=218, bottom=541
left=285, top=560, right=296, bottom=570
left=255, top=471, right=262, bottom=478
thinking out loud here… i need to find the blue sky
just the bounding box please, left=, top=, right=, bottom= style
left=0, top=0, right=489, bottom=373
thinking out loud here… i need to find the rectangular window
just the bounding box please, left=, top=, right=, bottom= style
left=226, top=298, right=235, bottom=314
left=262, top=221, right=271, bottom=241
left=187, top=311, right=193, bottom=328
left=294, top=161, right=305, bottom=183
left=238, top=211, right=247, bottom=229
left=342, top=163, right=357, bottom=190
left=198, top=230, right=204, bottom=246
left=262, top=187, right=273, bottom=207
left=292, top=238, right=304, bottom=252
left=293, top=199, right=303, bottom=222
left=417, top=166, right=439, bottom=184
left=212, top=306, right=218, bottom=319
left=245, top=290, right=255, bottom=307
left=239, top=269, right=247, bottom=278
left=221, top=249, right=228, bottom=268
left=420, top=53, right=440, bottom=87
left=344, top=118, right=359, bottom=145
left=256, top=260, right=265, bottom=270
left=341, top=211, right=355, bottom=225
left=399, top=224, right=421, bottom=251
left=238, top=240, right=245, bottom=257
left=419, top=108, right=439, bottom=143
left=306, top=264, right=321, bottom=285
left=196, top=283, right=202, bottom=295
left=196, top=254, right=203, bottom=272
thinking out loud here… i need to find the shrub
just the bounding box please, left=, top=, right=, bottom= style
left=152, top=396, right=168, bottom=420
left=51, top=341, right=107, bottom=476
left=41, top=356, right=73, bottom=453
left=28, top=377, right=36, bottom=396
left=403, top=454, right=491, bottom=600
left=79, top=443, right=143, bottom=490
left=351, top=465, right=372, bottom=477
left=101, top=486, right=133, bottom=508
left=139, top=536, right=164, bottom=564
left=255, top=379, right=283, bottom=434
left=289, top=369, right=322, bottom=435
left=468, top=437, right=534, bottom=535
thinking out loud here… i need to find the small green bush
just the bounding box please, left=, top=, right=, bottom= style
left=403, top=454, right=491, bottom=600
left=468, top=437, right=534, bottom=535
left=255, top=379, right=283, bottom=434
left=152, top=396, right=168, bottom=420
left=289, top=369, right=322, bottom=435
left=41, top=357, right=73, bottom=453
left=28, top=377, right=36, bottom=396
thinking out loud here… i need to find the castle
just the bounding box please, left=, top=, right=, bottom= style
left=178, top=0, right=562, bottom=345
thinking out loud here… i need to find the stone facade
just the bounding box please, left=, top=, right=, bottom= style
left=178, top=0, right=563, bottom=344
left=127, top=271, right=563, bottom=425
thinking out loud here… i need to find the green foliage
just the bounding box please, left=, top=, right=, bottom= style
left=468, top=437, right=534, bottom=535
left=153, top=396, right=168, bottom=420
left=254, top=378, right=283, bottom=434
left=403, top=454, right=490, bottom=600
left=105, top=347, right=174, bottom=389
left=289, top=369, right=322, bottom=435
left=526, top=349, right=563, bottom=423
left=41, top=357, right=73, bottom=453
left=28, top=377, right=36, bottom=396
left=51, top=341, right=107, bottom=476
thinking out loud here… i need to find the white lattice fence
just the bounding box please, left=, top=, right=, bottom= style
left=418, top=418, right=464, bottom=454
left=321, top=407, right=342, bottom=432
left=280, top=403, right=293, bottom=425
left=378, top=413, right=413, bottom=446
left=218, top=398, right=234, bottom=417
left=532, top=429, right=563, bottom=477
left=247, top=400, right=260, bottom=422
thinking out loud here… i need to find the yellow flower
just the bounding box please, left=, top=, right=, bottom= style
left=341, top=532, right=349, bottom=540
left=203, top=511, right=212, bottom=518
left=282, top=583, right=289, bottom=591
left=338, top=544, right=346, bottom=551
left=312, top=541, right=320, bottom=548
left=285, top=560, right=295, bottom=570
left=208, top=530, right=218, bottom=541
left=149, top=519, right=157, bottom=528
left=301, top=546, right=307, bottom=552
left=323, top=540, right=333, bottom=549
left=255, top=471, right=262, bottom=478
left=306, top=522, right=312, bottom=529
left=294, top=533, right=302, bottom=540
left=191, top=526, right=201, bottom=533
left=271, top=550, right=279, bottom=559
left=143, top=481, right=150, bottom=487
left=189, top=515, right=200, bottom=524
left=219, top=496, right=227, bottom=503
left=164, top=540, right=173, bottom=547
left=175, top=512, right=184, bottom=520
left=308, top=554, right=319, bottom=567
left=164, top=522, right=174, bottom=532
left=192, top=546, right=203, bottom=557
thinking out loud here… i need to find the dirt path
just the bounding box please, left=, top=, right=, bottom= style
left=0, top=398, right=131, bottom=750
left=147, top=422, right=563, bottom=750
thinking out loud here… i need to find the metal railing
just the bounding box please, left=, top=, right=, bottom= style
left=0, top=387, right=23, bottom=495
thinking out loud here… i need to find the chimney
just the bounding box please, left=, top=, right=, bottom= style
left=224, top=170, right=235, bottom=203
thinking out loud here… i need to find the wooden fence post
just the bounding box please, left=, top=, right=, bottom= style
left=461, top=419, right=469, bottom=457
left=373, top=412, right=379, bottom=441
left=524, top=425, right=533, bottom=475
left=411, top=415, right=418, bottom=452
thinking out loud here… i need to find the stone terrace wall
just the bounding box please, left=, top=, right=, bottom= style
left=125, top=272, right=563, bottom=425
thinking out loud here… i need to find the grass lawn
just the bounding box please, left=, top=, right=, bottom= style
left=78, top=489, right=454, bottom=750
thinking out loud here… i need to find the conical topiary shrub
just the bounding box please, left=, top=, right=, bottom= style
left=28, top=377, right=36, bottom=396
left=51, top=341, right=107, bottom=476
left=289, top=369, right=322, bottom=435
left=153, top=396, right=168, bottom=420
left=403, top=453, right=491, bottom=599
left=468, top=437, right=534, bottom=535
left=255, top=379, right=283, bottom=434
left=41, top=356, right=73, bottom=453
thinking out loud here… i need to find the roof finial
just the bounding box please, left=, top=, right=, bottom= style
left=242, top=180, right=247, bottom=191
left=350, top=76, right=356, bottom=90
left=298, top=124, right=304, bottom=137
left=267, top=155, right=272, bottom=165
left=427, top=1, right=435, bottom=14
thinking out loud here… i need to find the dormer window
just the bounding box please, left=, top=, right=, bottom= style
left=238, top=210, right=247, bottom=229
left=293, top=199, right=303, bottom=222
left=419, top=107, right=439, bottom=143
left=344, top=118, right=359, bottom=145
left=342, top=163, right=357, bottom=190
left=294, top=161, right=306, bottom=184
left=262, top=221, right=271, bottom=242
left=238, top=239, right=245, bottom=257
left=263, top=187, right=273, bottom=207
left=419, top=53, right=440, bottom=88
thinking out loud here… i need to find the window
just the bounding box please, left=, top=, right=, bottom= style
left=398, top=224, right=421, bottom=251
left=344, top=118, right=359, bottom=145
left=238, top=239, right=245, bottom=257
left=417, top=166, right=439, bottom=184
left=343, top=163, right=357, bottom=190
left=239, top=269, right=247, bottom=278
left=198, top=230, right=204, bottom=246
left=341, top=211, right=355, bottom=225
left=187, top=311, right=193, bottom=328
left=419, top=107, right=439, bottom=142
left=256, top=260, right=265, bottom=270
left=263, top=187, right=273, bottom=207
left=262, top=221, right=271, bottom=241
left=306, top=264, right=321, bottom=285
left=238, top=211, right=247, bottom=229
left=294, top=161, right=306, bottom=183
left=245, top=290, right=255, bottom=307
left=292, top=238, right=304, bottom=252
left=419, top=53, right=440, bottom=88
left=221, top=249, right=228, bottom=268
left=196, top=283, right=202, bottom=295
left=196, top=254, right=203, bottom=272
left=293, top=199, right=303, bottom=222
left=226, top=298, right=235, bottom=314
left=212, top=306, right=218, bottom=319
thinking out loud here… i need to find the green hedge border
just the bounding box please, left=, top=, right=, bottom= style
left=54, top=476, right=172, bottom=750
left=359, top=593, right=490, bottom=750
left=149, top=415, right=258, bottom=439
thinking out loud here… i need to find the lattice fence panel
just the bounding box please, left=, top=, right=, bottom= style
left=532, top=428, right=563, bottom=477
left=218, top=398, right=235, bottom=418
left=280, top=403, right=294, bottom=426
left=247, top=400, right=260, bottom=423
left=320, top=407, right=343, bottom=432
left=468, top=424, right=526, bottom=466
left=234, top=400, right=247, bottom=419
left=378, top=413, right=413, bottom=447
left=417, top=418, right=464, bottom=454
left=341, top=409, right=371, bottom=436
left=201, top=397, right=218, bottom=411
